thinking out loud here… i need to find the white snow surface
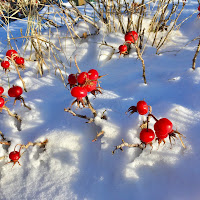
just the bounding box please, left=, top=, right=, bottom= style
left=0, top=1, right=200, bottom=200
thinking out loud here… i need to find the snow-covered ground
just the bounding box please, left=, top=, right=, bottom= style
left=0, top=1, right=200, bottom=200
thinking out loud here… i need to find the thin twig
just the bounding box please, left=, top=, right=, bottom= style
left=64, top=107, right=94, bottom=123
left=92, top=131, right=105, bottom=142
left=112, top=139, right=144, bottom=154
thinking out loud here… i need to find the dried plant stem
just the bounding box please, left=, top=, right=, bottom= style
left=0, top=156, right=6, bottom=160
left=64, top=107, right=94, bottom=123
left=0, top=141, right=11, bottom=145
left=134, top=44, right=147, bottom=84
left=192, top=39, right=200, bottom=70
left=92, top=131, right=105, bottom=142
left=112, top=139, right=144, bottom=154
left=0, top=131, right=11, bottom=146
left=3, top=106, right=21, bottom=122
left=68, top=0, right=99, bottom=31
left=0, top=131, right=6, bottom=141
left=20, top=139, right=48, bottom=149
left=12, top=62, right=27, bottom=92
left=85, top=96, right=97, bottom=118
left=156, top=2, right=186, bottom=54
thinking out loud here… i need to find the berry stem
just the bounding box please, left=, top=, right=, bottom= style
left=85, top=96, right=97, bottom=118
left=148, top=114, right=158, bottom=121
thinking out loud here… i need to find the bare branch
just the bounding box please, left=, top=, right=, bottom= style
left=112, top=139, right=144, bottom=154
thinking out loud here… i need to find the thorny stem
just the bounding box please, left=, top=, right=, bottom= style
left=192, top=39, right=200, bottom=70
left=112, top=139, right=144, bottom=154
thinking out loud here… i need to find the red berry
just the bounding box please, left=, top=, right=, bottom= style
left=1, top=61, right=10, bottom=69
left=8, top=86, right=23, bottom=98
left=15, top=57, right=24, bottom=65
left=154, top=118, right=173, bottom=137
left=71, top=86, right=87, bottom=98
left=125, top=34, right=134, bottom=44
left=155, top=132, right=168, bottom=139
left=0, top=86, right=4, bottom=95
left=8, top=87, right=15, bottom=97
left=126, top=31, right=138, bottom=42
left=198, top=5, right=200, bottom=11
left=140, top=128, right=155, bottom=144
left=88, top=69, right=99, bottom=80
left=9, top=151, right=20, bottom=162
left=77, top=72, right=89, bottom=85
left=0, top=97, right=5, bottom=108
left=136, top=101, right=148, bottom=115
left=6, top=49, right=18, bottom=60
left=84, top=81, right=97, bottom=92
left=68, top=74, right=77, bottom=85
left=119, top=45, right=127, bottom=53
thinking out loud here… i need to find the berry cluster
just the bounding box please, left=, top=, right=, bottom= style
left=68, top=69, right=103, bottom=107
left=128, top=100, right=185, bottom=146
left=118, top=31, right=138, bottom=55
left=1, top=49, right=25, bottom=71
left=113, top=100, right=185, bottom=154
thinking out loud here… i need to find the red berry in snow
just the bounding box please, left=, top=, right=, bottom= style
left=8, top=87, right=15, bottom=97
left=125, top=34, right=134, bottom=44
left=198, top=5, right=200, bottom=11
left=77, top=72, right=89, bottom=85
left=9, top=150, right=20, bottom=162
left=119, top=45, right=127, bottom=54
left=154, top=118, right=173, bottom=137
left=126, top=31, right=138, bottom=42
left=68, top=74, right=77, bottom=85
left=6, top=49, right=18, bottom=60
left=71, top=86, right=87, bottom=98
left=140, top=128, right=155, bottom=144
left=0, top=97, right=5, bottom=108
left=1, top=60, right=10, bottom=69
left=84, top=81, right=97, bottom=92
left=155, top=132, right=169, bottom=139
left=88, top=69, right=99, bottom=80
left=0, top=86, right=4, bottom=95
left=14, top=57, right=24, bottom=65
left=137, top=100, right=148, bottom=115
left=8, top=86, right=23, bottom=98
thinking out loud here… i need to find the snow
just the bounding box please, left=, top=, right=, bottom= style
left=0, top=1, right=200, bottom=200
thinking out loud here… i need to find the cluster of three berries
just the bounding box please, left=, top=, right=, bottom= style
left=133, top=101, right=174, bottom=145
left=1, top=49, right=25, bottom=70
